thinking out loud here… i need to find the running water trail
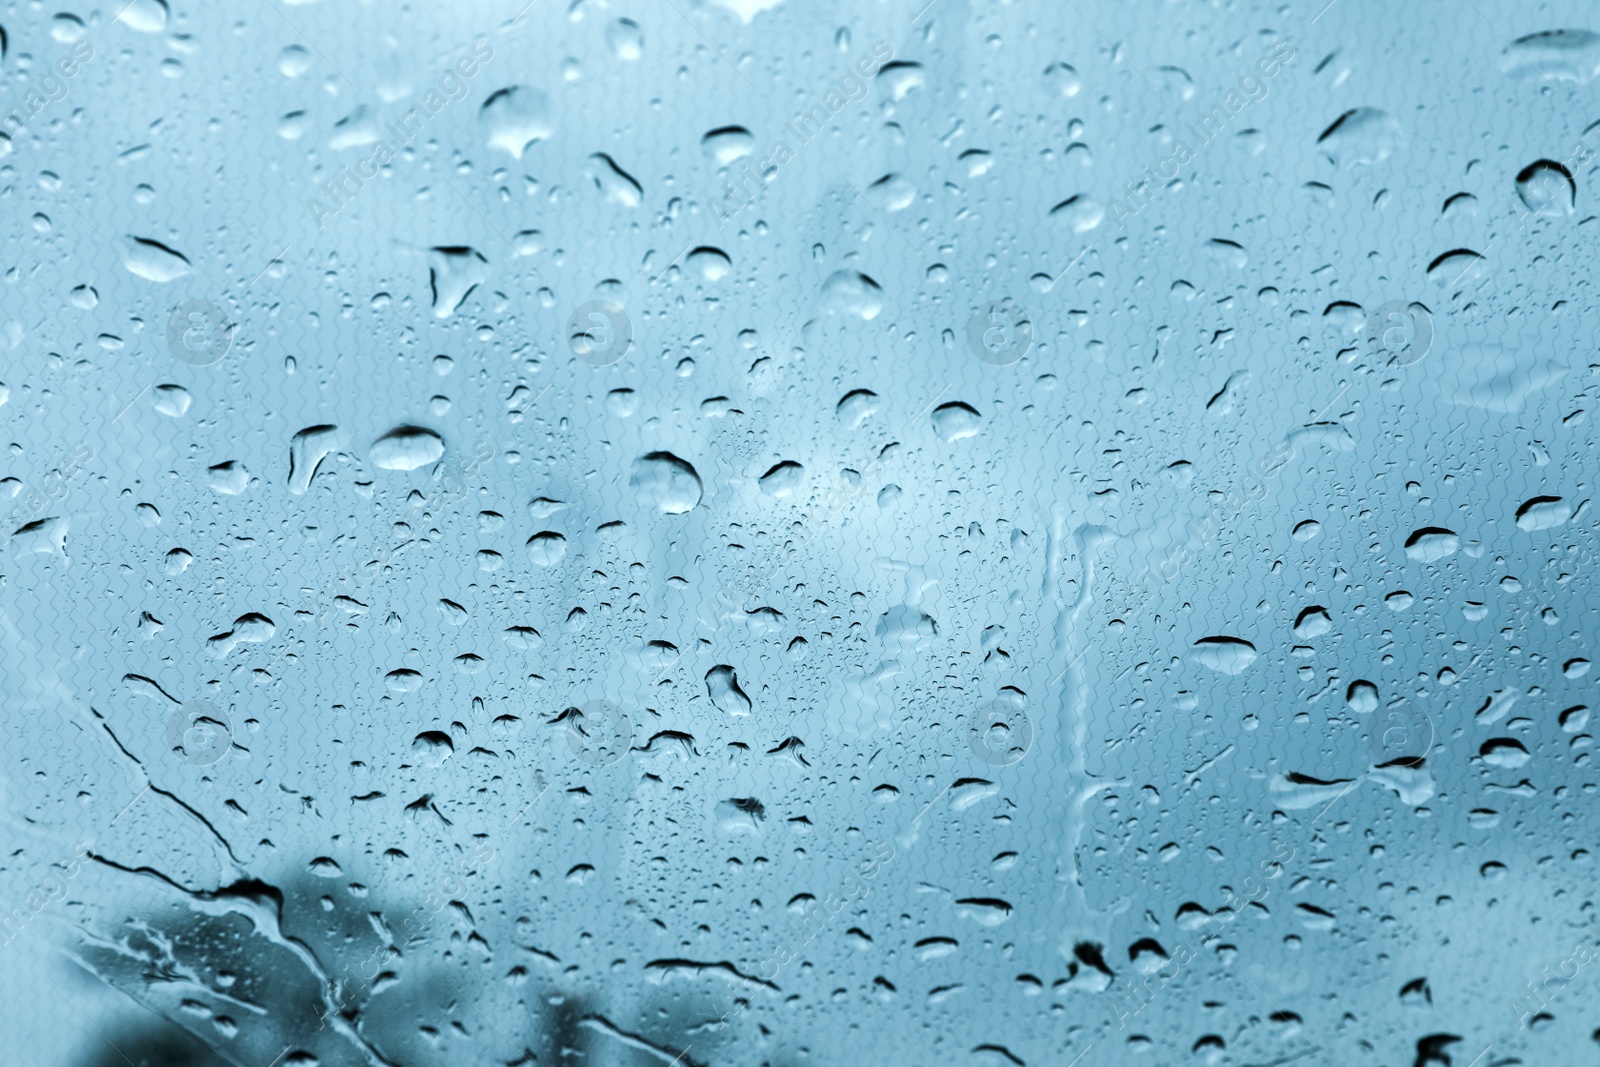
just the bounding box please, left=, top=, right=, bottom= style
left=1043, top=507, right=1125, bottom=940
left=836, top=559, right=937, bottom=739
left=77, top=856, right=400, bottom=1067
left=2, top=606, right=398, bottom=1065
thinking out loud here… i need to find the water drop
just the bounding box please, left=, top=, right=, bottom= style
left=758, top=461, right=804, bottom=497
left=702, top=126, right=754, bottom=165
left=207, top=461, right=249, bottom=495
left=588, top=152, right=643, bottom=207
left=686, top=246, right=732, bottom=281
left=819, top=271, right=884, bottom=319
left=527, top=531, right=567, bottom=566
left=930, top=401, right=982, bottom=441
left=835, top=389, right=879, bottom=428
left=1500, top=29, right=1600, bottom=83
left=480, top=86, right=553, bottom=158
left=117, top=0, right=168, bottom=33
left=1292, top=519, right=1322, bottom=541
left=278, top=45, right=311, bottom=77
left=288, top=425, right=342, bottom=495
left=629, top=452, right=702, bottom=514
left=385, top=668, right=423, bottom=693
left=124, top=236, right=191, bottom=283
left=866, top=173, right=916, bottom=213
left=1293, top=606, right=1332, bottom=638
left=1048, top=194, right=1104, bottom=233
left=1316, top=107, right=1403, bottom=168
left=1516, top=160, right=1576, bottom=217
left=1044, top=61, right=1081, bottom=97
left=1190, top=636, right=1258, bottom=674
left=1515, top=495, right=1571, bottom=531
left=1403, top=527, right=1459, bottom=563
left=1479, top=738, right=1530, bottom=768
left=152, top=384, right=191, bottom=417
left=369, top=426, right=443, bottom=472
left=606, top=18, right=643, bottom=60
left=1347, top=680, right=1379, bottom=714
left=412, top=731, right=454, bottom=766
left=706, top=665, right=752, bottom=716
left=427, top=246, right=489, bottom=318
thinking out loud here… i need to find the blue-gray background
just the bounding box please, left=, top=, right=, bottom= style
left=1, top=0, right=1596, bottom=1064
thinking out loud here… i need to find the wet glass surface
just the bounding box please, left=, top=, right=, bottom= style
left=1, top=1, right=1598, bottom=1064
